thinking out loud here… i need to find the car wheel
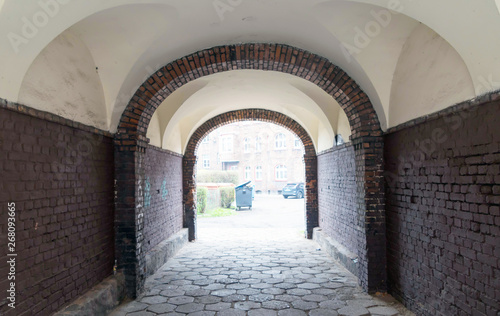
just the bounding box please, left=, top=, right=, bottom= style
left=284, top=196, right=288, bottom=199
left=297, top=191, right=303, bottom=199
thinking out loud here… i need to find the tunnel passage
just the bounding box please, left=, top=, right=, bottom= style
left=114, top=43, right=385, bottom=297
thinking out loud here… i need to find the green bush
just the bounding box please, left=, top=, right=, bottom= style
left=220, top=186, right=235, bottom=208
left=197, top=170, right=239, bottom=185
left=196, top=187, right=208, bottom=213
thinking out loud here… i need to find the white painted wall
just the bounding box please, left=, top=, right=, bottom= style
left=389, top=24, right=475, bottom=127
left=147, top=111, right=162, bottom=147
left=18, top=31, right=107, bottom=130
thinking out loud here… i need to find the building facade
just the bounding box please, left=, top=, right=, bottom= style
left=196, top=122, right=305, bottom=194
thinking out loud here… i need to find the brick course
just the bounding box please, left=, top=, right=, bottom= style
left=0, top=106, right=114, bottom=316
left=385, top=97, right=500, bottom=316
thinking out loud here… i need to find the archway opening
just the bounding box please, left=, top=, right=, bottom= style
left=194, top=121, right=307, bottom=241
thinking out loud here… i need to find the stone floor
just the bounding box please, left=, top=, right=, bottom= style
left=110, top=195, right=414, bottom=316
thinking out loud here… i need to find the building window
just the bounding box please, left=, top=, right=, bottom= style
left=294, top=136, right=301, bottom=148
left=275, top=165, right=287, bottom=180
left=255, top=136, right=262, bottom=152
left=255, top=166, right=262, bottom=180
left=202, top=155, right=210, bottom=168
left=244, top=138, right=251, bottom=153
left=202, top=136, right=209, bottom=144
left=230, top=166, right=238, bottom=171
left=220, top=135, right=233, bottom=153
left=245, top=166, right=252, bottom=180
left=275, top=133, right=286, bottom=149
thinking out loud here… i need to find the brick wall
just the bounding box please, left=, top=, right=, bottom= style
left=142, top=145, right=183, bottom=255
left=0, top=106, right=114, bottom=316
left=385, top=98, right=500, bottom=315
left=317, top=143, right=360, bottom=260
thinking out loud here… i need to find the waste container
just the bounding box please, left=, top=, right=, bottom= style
left=235, top=181, right=253, bottom=210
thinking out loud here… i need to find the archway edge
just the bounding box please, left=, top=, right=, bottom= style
left=185, top=108, right=316, bottom=157
left=115, top=43, right=382, bottom=151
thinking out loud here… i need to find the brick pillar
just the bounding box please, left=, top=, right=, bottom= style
left=352, top=136, right=386, bottom=293
left=114, top=134, right=148, bottom=298
left=304, top=154, right=318, bottom=239
left=183, top=154, right=197, bottom=241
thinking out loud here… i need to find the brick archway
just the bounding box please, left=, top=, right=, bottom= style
left=115, top=43, right=385, bottom=297
left=183, top=109, right=317, bottom=242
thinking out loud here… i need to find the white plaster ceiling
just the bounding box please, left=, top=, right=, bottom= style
left=0, top=0, right=498, bottom=153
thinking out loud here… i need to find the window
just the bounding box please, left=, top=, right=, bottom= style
left=275, top=133, right=286, bottom=149
left=275, top=165, right=287, bottom=180
left=244, top=138, right=251, bottom=153
left=245, top=166, right=252, bottom=180
left=202, top=136, right=209, bottom=144
left=255, top=166, right=262, bottom=180
left=220, top=135, right=233, bottom=153
left=202, top=155, right=210, bottom=168
left=294, top=136, right=301, bottom=148
left=230, top=166, right=238, bottom=171
left=255, top=136, right=262, bottom=152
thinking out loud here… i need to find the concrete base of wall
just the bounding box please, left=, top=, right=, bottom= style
left=313, top=227, right=359, bottom=278
left=144, top=228, right=189, bottom=280
left=53, top=273, right=125, bottom=316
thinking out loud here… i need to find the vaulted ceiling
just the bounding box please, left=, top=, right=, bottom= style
left=1, top=0, right=498, bottom=153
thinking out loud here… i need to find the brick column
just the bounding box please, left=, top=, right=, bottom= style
left=114, top=135, right=148, bottom=298
left=183, top=154, right=197, bottom=241
left=304, top=154, right=318, bottom=239
left=352, top=136, right=386, bottom=293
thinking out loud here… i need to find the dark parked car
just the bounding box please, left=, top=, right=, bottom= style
left=282, top=183, right=304, bottom=199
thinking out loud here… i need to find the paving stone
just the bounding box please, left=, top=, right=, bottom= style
left=297, top=283, right=321, bottom=289
left=185, top=289, right=210, bottom=296
left=337, top=305, right=370, bottom=316
left=147, top=303, right=176, bottom=313
left=160, top=289, right=185, bottom=297
left=277, top=309, right=307, bottom=316
left=127, top=312, right=155, bottom=316
left=346, top=300, right=378, bottom=308
left=195, top=296, right=221, bottom=304
left=261, top=288, right=285, bottom=295
left=175, top=303, right=204, bottom=313
left=309, top=308, right=339, bottom=316
left=237, top=288, right=261, bottom=295
left=249, top=294, right=275, bottom=302
left=217, top=308, right=247, bottom=316
left=234, top=301, right=262, bottom=310
left=119, top=302, right=149, bottom=312
left=248, top=309, right=278, bottom=316
left=367, top=306, right=400, bottom=315
left=302, top=294, right=328, bottom=302
left=205, top=302, right=231, bottom=311
left=168, top=295, right=195, bottom=305
left=292, top=299, right=319, bottom=310
left=186, top=311, right=215, bottom=316
left=262, top=300, right=291, bottom=309
left=286, top=289, right=312, bottom=296
left=319, top=300, right=346, bottom=310
left=221, top=294, right=247, bottom=302
left=141, top=295, right=169, bottom=304
left=211, top=289, right=236, bottom=297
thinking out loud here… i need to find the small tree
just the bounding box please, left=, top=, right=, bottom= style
left=220, top=186, right=235, bottom=208
left=197, top=187, right=208, bottom=213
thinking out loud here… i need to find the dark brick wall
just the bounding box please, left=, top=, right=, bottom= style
left=0, top=107, right=114, bottom=316
left=317, top=143, right=360, bottom=257
left=385, top=99, right=500, bottom=316
left=142, top=145, right=183, bottom=255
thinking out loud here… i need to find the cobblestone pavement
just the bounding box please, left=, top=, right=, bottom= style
left=110, top=195, right=414, bottom=316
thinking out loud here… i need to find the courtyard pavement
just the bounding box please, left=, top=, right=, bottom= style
left=110, top=195, right=413, bottom=316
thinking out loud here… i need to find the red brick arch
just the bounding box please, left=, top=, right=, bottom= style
left=115, top=43, right=385, bottom=297
left=182, top=109, right=317, bottom=242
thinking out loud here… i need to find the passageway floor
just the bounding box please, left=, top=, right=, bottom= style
left=110, top=195, right=414, bottom=316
